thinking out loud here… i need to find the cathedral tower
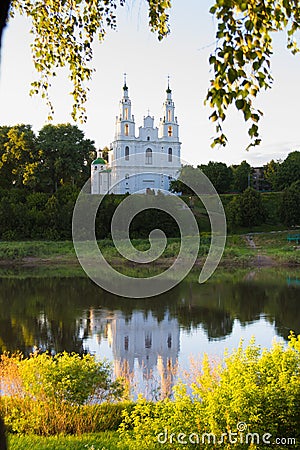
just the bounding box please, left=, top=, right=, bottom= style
left=158, top=78, right=179, bottom=141
left=114, top=74, right=136, bottom=146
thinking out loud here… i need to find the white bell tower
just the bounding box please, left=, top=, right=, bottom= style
left=159, top=77, right=179, bottom=140
left=114, top=73, right=135, bottom=141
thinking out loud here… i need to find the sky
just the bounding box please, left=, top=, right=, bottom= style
left=1, top=0, right=300, bottom=167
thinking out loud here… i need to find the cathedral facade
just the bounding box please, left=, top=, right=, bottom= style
left=91, top=78, right=181, bottom=194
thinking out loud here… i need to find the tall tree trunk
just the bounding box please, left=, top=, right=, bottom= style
left=0, top=0, right=11, bottom=54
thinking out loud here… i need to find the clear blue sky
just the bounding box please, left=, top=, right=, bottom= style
left=1, top=0, right=300, bottom=167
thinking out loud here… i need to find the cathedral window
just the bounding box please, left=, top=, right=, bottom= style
left=147, top=136, right=150, bottom=141
left=167, top=333, right=172, bottom=349
left=145, top=148, right=152, bottom=165
left=125, top=124, right=129, bottom=136
left=168, top=148, right=172, bottom=162
left=125, top=173, right=129, bottom=179
left=167, top=110, right=172, bottom=122
left=125, top=146, right=129, bottom=160
left=168, top=126, right=173, bottom=137
left=145, top=332, right=152, bottom=349
left=124, top=336, right=129, bottom=351
left=124, top=108, right=128, bottom=120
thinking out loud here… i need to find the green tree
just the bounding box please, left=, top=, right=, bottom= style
left=198, top=161, right=233, bottom=194
left=279, top=181, right=300, bottom=226
left=0, top=189, right=29, bottom=239
left=0, top=125, right=38, bottom=189
left=36, top=123, right=96, bottom=192
left=264, top=159, right=280, bottom=191
left=232, top=160, right=252, bottom=192
left=274, top=151, right=300, bottom=190
left=227, top=187, right=266, bottom=228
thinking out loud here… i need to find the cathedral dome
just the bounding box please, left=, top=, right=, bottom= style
left=92, top=157, right=107, bottom=165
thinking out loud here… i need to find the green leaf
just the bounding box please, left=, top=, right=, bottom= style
left=235, top=99, right=245, bottom=110
left=228, top=68, right=238, bottom=83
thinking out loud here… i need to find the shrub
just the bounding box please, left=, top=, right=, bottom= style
left=289, top=331, right=300, bottom=352
left=0, top=351, right=127, bottom=435
left=1, top=351, right=123, bottom=405
left=119, top=337, right=300, bottom=449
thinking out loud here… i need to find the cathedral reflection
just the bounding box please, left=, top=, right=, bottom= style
left=83, top=308, right=180, bottom=398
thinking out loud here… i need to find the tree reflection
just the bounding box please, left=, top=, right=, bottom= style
left=0, top=270, right=299, bottom=355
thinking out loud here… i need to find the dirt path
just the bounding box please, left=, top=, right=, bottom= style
left=245, top=234, right=276, bottom=267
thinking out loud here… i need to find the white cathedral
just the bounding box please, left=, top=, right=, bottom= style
left=91, top=77, right=182, bottom=194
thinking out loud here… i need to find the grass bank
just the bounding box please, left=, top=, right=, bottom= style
left=8, top=431, right=124, bottom=450
left=0, top=231, right=299, bottom=269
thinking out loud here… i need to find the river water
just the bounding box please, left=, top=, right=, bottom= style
left=0, top=267, right=299, bottom=398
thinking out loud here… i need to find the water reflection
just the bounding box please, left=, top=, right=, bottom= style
left=0, top=268, right=299, bottom=397
left=82, top=309, right=179, bottom=398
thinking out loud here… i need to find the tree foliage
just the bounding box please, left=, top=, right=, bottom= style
left=198, top=161, right=233, bottom=193
left=207, top=0, right=300, bottom=148
left=0, top=136, right=297, bottom=240
left=0, top=123, right=96, bottom=192
left=37, top=123, right=96, bottom=192
left=279, top=180, right=300, bottom=226
left=227, top=187, right=266, bottom=227
left=0, top=125, right=38, bottom=188
left=264, top=158, right=279, bottom=190
left=274, top=151, right=300, bottom=190
left=8, top=0, right=171, bottom=121
left=232, top=160, right=252, bottom=192
left=264, top=151, right=300, bottom=191
left=1, top=0, right=299, bottom=148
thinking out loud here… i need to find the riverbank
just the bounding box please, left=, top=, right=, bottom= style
left=0, top=231, right=299, bottom=270
left=5, top=335, right=300, bottom=449
left=8, top=432, right=122, bottom=450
